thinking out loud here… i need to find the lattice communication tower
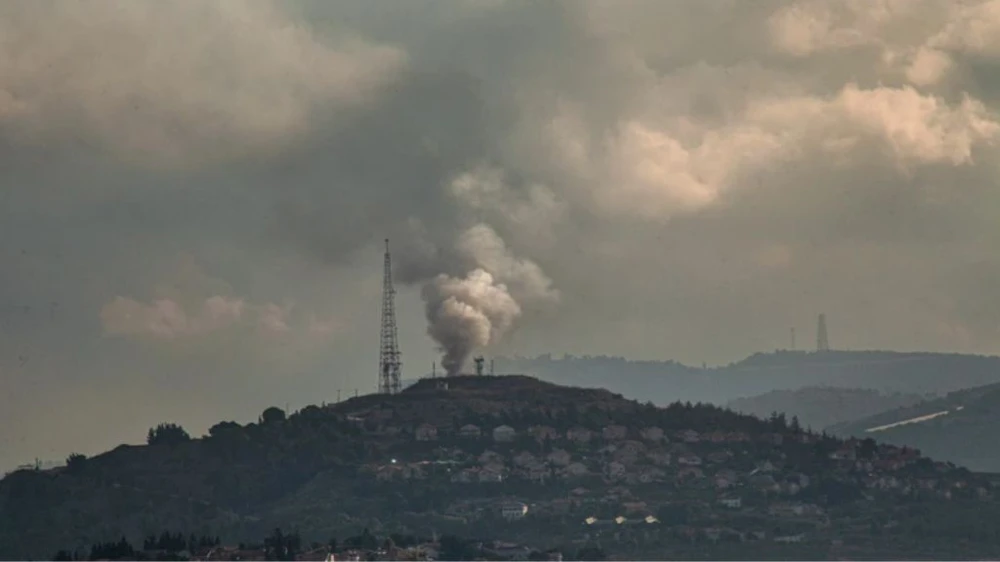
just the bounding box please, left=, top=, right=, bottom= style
left=816, top=313, right=830, bottom=352
left=378, top=239, right=402, bottom=394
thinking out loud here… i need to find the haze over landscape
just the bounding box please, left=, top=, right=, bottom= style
left=7, top=0, right=1000, bottom=484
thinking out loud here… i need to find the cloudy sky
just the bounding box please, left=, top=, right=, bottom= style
left=4, top=0, right=1000, bottom=467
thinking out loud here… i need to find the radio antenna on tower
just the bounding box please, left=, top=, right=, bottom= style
left=816, top=313, right=830, bottom=352
left=378, top=239, right=402, bottom=394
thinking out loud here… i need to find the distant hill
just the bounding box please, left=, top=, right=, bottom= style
left=828, top=381, right=1000, bottom=472
left=4, top=375, right=1000, bottom=559
left=496, top=351, right=1000, bottom=405
left=726, top=387, right=928, bottom=430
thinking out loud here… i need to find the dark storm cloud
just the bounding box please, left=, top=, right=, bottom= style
left=7, top=0, right=1000, bottom=470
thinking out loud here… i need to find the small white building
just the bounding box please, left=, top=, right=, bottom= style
left=459, top=424, right=482, bottom=438
left=501, top=501, right=528, bottom=520
left=494, top=425, right=517, bottom=443
left=718, top=497, right=742, bottom=509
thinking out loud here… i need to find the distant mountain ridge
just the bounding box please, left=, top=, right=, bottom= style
left=726, top=387, right=928, bottom=430
left=828, top=381, right=1000, bottom=472
left=495, top=350, right=1000, bottom=405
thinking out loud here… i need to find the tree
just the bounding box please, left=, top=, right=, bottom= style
left=208, top=421, right=241, bottom=437
left=260, top=407, right=287, bottom=424
left=860, top=438, right=878, bottom=460
left=264, top=528, right=300, bottom=561
left=146, top=423, right=191, bottom=446
left=66, top=453, right=87, bottom=473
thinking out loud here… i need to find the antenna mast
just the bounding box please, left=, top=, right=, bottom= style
left=378, top=239, right=402, bottom=394
left=816, top=313, right=830, bottom=352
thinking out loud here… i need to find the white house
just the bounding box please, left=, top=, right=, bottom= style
left=459, top=424, right=482, bottom=438
left=501, top=501, right=529, bottom=520
left=718, top=497, right=742, bottom=509
left=493, top=425, right=517, bottom=443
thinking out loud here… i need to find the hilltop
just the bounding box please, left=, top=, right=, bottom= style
left=727, top=387, right=928, bottom=430
left=3, top=375, right=1000, bottom=560
left=496, top=351, right=1000, bottom=405
left=829, top=381, right=1000, bottom=472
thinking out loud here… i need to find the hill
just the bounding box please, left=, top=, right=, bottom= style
left=4, top=375, right=1000, bottom=560
left=496, top=351, right=1000, bottom=405
left=828, top=381, right=1000, bottom=472
left=727, top=387, right=928, bottom=431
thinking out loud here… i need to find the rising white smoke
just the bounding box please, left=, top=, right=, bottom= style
left=422, top=269, right=521, bottom=376
left=421, top=223, right=557, bottom=375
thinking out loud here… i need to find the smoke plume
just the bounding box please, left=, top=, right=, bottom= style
left=420, top=223, right=557, bottom=375
left=422, top=269, right=521, bottom=375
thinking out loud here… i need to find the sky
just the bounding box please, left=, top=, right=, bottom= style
left=4, top=0, right=1000, bottom=468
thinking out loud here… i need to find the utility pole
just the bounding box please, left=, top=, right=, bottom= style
left=790, top=327, right=796, bottom=351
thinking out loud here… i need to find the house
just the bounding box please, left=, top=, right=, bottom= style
left=769, top=502, right=823, bottom=517
left=705, top=430, right=728, bottom=443
left=619, top=440, right=646, bottom=456
left=605, top=461, right=627, bottom=480
left=676, top=466, right=704, bottom=480
left=602, top=425, right=628, bottom=441
left=493, top=425, right=517, bottom=443
left=566, top=427, right=593, bottom=443
left=706, top=450, right=732, bottom=464
left=479, top=450, right=505, bottom=465
left=750, top=473, right=779, bottom=492
left=415, top=423, right=438, bottom=442
left=634, top=466, right=666, bottom=484
left=451, top=468, right=479, bottom=483
left=500, top=501, right=529, bottom=520
left=525, top=465, right=549, bottom=483
left=640, top=426, right=665, bottom=442
left=547, top=449, right=572, bottom=467
left=647, top=450, right=672, bottom=467
left=513, top=451, right=538, bottom=467
left=459, top=424, right=482, bottom=438
left=715, top=473, right=737, bottom=489
left=677, top=453, right=702, bottom=466
left=679, top=429, right=701, bottom=443
left=718, top=497, right=742, bottom=509
left=830, top=445, right=857, bottom=461
left=622, top=501, right=647, bottom=514
left=529, top=425, right=560, bottom=441
left=755, top=460, right=777, bottom=473
left=480, top=466, right=504, bottom=483
left=560, top=462, right=589, bottom=478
